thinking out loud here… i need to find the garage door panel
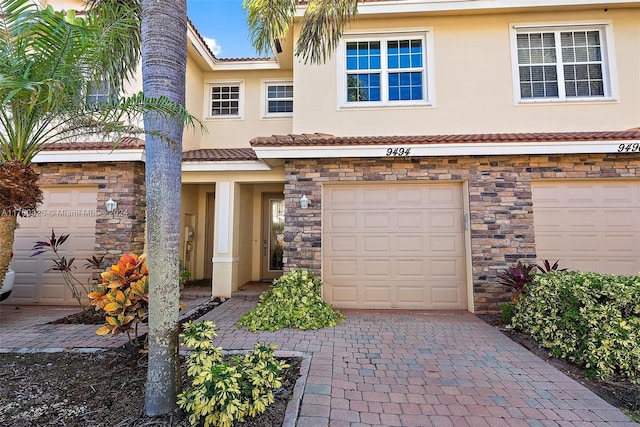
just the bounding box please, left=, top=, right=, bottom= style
left=396, top=260, right=425, bottom=277
left=429, top=211, right=462, bottom=230
left=432, top=286, right=463, bottom=306
left=533, top=181, right=640, bottom=276
left=396, top=187, right=424, bottom=204
left=397, top=235, right=425, bottom=252
left=326, top=259, right=359, bottom=277
left=327, top=212, right=357, bottom=229
left=364, top=286, right=392, bottom=302
left=363, top=236, right=391, bottom=252
left=324, top=183, right=467, bottom=310
left=363, top=212, right=391, bottom=228
left=429, top=235, right=463, bottom=254
left=325, top=187, right=358, bottom=207
left=430, top=259, right=463, bottom=278
left=326, top=235, right=358, bottom=254
left=327, top=286, right=358, bottom=304
left=396, top=286, right=427, bottom=306
left=604, top=209, right=639, bottom=228
left=396, top=211, right=423, bottom=229
left=362, top=259, right=392, bottom=278
left=428, top=187, right=461, bottom=206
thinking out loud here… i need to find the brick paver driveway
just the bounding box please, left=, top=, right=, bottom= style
left=201, top=291, right=637, bottom=427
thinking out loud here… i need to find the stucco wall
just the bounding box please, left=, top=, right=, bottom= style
left=292, top=7, right=640, bottom=136
left=284, top=153, right=640, bottom=313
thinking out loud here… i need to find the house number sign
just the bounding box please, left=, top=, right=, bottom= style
left=618, top=143, right=640, bottom=152
left=385, top=147, right=412, bottom=156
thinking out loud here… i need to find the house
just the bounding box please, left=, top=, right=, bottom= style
left=8, top=0, right=640, bottom=313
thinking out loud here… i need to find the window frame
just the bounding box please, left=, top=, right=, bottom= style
left=509, top=22, right=618, bottom=105
left=86, top=78, right=119, bottom=109
left=205, top=80, right=244, bottom=119
left=337, top=30, right=435, bottom=109
left=261, top=80, right=294, bottom=118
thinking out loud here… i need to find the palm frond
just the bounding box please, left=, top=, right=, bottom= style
left=243, top=0, right=296, bottom=57
left=85, top=0, right=141, bottom=88
left=296, top=0, right=358, bottom=64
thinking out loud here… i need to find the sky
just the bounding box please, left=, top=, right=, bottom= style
left=187, top=0, right=261, bottom=59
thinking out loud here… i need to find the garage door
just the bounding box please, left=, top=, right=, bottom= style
left=532, top=181, right=640, bottom=275
left=323, top=183, right=467, bottom=310
left=10, top=187, right=98, bottom=305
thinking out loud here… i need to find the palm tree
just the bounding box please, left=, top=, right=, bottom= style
left=140, top=0, right=188, bottom=416
left=244, top=0, right=359, bottom=64
left=137, top=0, right=361, bottom=416
left=0, top=0, right=197, bottom=286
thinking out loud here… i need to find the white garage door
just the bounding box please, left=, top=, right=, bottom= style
left=11, top=187, right=98, bottom=305
left=323, top=183, right=467, bottom=310
left=532, top=181, right=640, bottom=275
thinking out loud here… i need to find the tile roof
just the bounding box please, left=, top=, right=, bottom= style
left=43, top=137, right=145, bottom=151
left=250, top=130, right=640, bottom=147
left=188, top=18, right=271, bottom=62
left=182, top=148, right=258, bottom=161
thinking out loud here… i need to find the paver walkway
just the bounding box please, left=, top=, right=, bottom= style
left=0, top=288, right=637, bottom=426
left=200, top=292, right=637, bottom=427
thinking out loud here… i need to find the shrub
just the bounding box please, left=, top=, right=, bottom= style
left=177, top=321, right=288, bottom=427
left=512, top=271, right=640, bottom=382
left=88, top=253, right=148, bottom=344
left=497, top=261, right=536, bottom=303
left=536, top=259, right=567, bottom=274
left=237, top=269, right=345, bottom=331
left=500, top=303, right=515, bottom=325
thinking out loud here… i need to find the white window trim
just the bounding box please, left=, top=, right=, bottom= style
left=204, top=80, right=245, bottom=120
left=261, top=79, right=294, bottom=119
left=336, top=30, right=435, bottom=110
left=509, top=21, right=619, bottom=105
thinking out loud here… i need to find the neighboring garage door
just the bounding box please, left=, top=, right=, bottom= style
left=323, top=183, right=467, bottom=310
left=532, top=180, right=640, bottom=275
left=11, top=187, right=98, bottom=305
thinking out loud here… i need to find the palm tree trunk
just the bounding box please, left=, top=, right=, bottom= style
left=0, top=215, right=17, bottom=282
left=142, top=0, right=187, bottom=416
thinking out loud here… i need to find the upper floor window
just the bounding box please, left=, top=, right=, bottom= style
left=265, top=82, right=293, bottom=116
left=207, top=81, right=243, bottom=118
left=86, top=79, right=117, bottom=109
left=339, top=32, right=432, bottom=107
left=511, top=24, right=616, bottom=103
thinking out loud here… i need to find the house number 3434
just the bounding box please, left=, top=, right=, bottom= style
left=385, top=147, right=412, bottom=156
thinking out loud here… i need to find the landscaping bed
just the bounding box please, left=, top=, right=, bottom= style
left=0, top=349, right=301, bottom=426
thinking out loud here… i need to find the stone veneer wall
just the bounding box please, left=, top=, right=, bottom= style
left=34, top=161, right=146, bottom=268
left=284, top=153, right=640, bottom=313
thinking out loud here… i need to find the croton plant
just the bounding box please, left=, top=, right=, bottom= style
left=88, top=253, right=149, bottom=344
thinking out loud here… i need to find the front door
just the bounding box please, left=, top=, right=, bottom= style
left=261, top=193, right=285, bottom=281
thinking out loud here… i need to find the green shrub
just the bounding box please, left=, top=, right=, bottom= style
left=500, top=303, right=515, bottom=325
left=237, top=269, right=345, bottom=331
left=177, top=321, right=288, bottom=427
left=512, top=271, right=640, bottom=382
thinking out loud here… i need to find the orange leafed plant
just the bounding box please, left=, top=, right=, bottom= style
left=88, top=253, right=149, bottom=345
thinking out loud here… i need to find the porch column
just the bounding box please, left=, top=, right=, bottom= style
left=211, top=181, right=240, bottom=297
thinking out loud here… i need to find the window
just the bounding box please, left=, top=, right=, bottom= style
left=207, top=82, right=243, bottom=118
left=86, top=79, right=117, bottom=109
left=512, top=25, right=615, bottom=102
left=265, top=82, right=293, bottom=116
left=340, top=33, right=431, bottom=107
